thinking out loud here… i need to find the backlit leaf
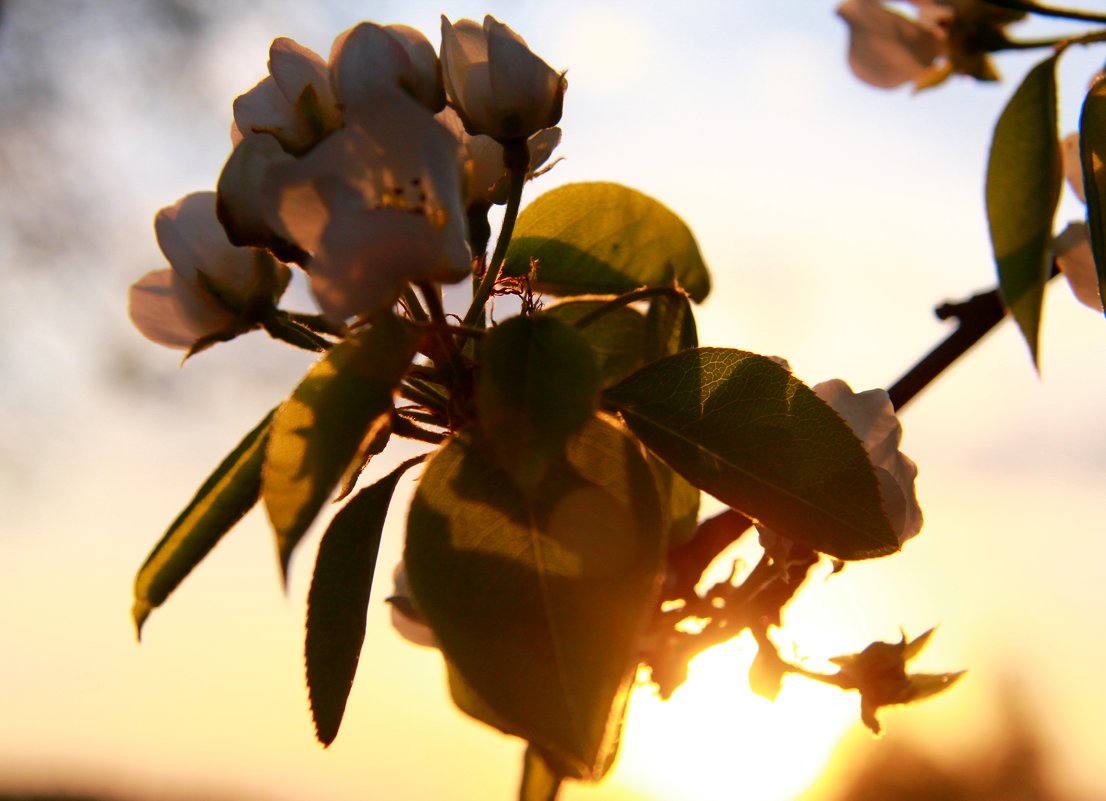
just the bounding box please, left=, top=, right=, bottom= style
left=541, top=298, right=647, bottom=386
left=986, top=53, right=1063, bottom=364
left=405, top=415, right=664, bottom=779
left=264, top=313, right=419, bottom=580
left=503, top=183, right=710, bottom=302
left=132, top=409, right=274, bottom=637
left=1078, top=73, right=1106, bottom=312
left=606, top=348, right=897, bottom=560
left=305, top=455, right=424, bottom=746
left=477, top=315, right=600, bottom=490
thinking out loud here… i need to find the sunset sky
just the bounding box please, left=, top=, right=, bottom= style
left=2, top=2, right=1105, bottom=800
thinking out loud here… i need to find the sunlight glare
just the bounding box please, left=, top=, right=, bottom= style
left=617, top=634, right=856, bottom=801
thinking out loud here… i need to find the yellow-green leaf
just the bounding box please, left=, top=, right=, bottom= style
left=606, top=348, right=897, bottom=560
left=264, top=313, right=419, bottom=580
left=132, top=409, right=274, bottom=638
left=986, top=53, right=1063, bottom=364
left=541, top=299, right=647, bottom=387
left=1078, top=73, right=1106, bottom=313
left=503, top=182, right=710, bottom=302
left=405, top=415, right=664, bottom=779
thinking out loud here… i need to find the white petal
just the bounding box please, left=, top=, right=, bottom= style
left=218, top=133, right=295, bottom=246
left=837, top=0, right=942, bottom=89
left=156, top=192, right=259, bottom=300
left=389, top=563, right=439, bottom=648
left=128, top=269, right=232, bottom=349
left=1054, top=222, right=1104, bottom=310
left=269, top=38, right=331, bottom=104
left=440, top=17, right=485, bottom=109
left=310, top=206, right=468, bottom=321
left=485, top=15, right=563, bottom=137
left=1062, top=132, right=1086, bottom=203
left=813, top=378, right=922, bottom=545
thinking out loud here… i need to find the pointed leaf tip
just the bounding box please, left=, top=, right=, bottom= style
left=606, top=348, right=898, bottom=560
left=305, top=456, right=424, bottom=747
left=132, top=408, right=275, bottom=634
left=986, top=52, right=1063, bottom=366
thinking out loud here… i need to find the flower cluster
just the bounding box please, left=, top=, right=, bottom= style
left=837, top=0, right=1023, bottom=90
left=130, top=16, right=566, bottom=344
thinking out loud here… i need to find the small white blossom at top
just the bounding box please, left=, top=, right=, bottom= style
left=440, top=15, right=566, bottom=142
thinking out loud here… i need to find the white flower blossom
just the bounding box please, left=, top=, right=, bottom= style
left=262, top=84, right=471, bottom=322
left=232, top=37, right=342, bottom=155
left=440, top=15, right=566, bottom=142
left=330, top=22, right=445, bottom=113
left=129, top=192, right=285, bottom=349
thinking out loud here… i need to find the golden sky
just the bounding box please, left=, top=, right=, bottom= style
left=1, top=2, right=1104, bottom=800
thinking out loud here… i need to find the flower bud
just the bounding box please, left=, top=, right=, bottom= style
left=129, top=192, right=288, bottom=349
left=233, top=37, right=342, bottom=155
left=330, top=22, right=445, bottom=113
left=439, top=15, right=566, bottom=143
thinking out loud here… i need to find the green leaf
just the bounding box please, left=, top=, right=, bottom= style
left=305, top=455, right=424, bottom=746
left=648, top=454, right=700, bottom=548
left=405, top=415, right=664, bottom=779
left=1078, top=74, right=1106, bottom=312
left=644, top=292, right=698, bottom=362
left=606, top=348, right=897, bottom=560
left=503, top=182, right=711, bottom=303
left=520, top=746, right=564, bottom=801
left=541, top=298, right=647, bottom=386
left=263, top=312, right=419, bottom=580
left=477, top=315, right=601, bottom=490
left=132, top=409, right=274, bottom=638
left=986, top=53, right=1063, bottom=364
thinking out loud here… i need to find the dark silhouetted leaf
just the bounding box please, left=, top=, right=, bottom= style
left=542, top=298, right=647, bottom=386
left=264, top=313, right=419, bottom=580
left=606, top=348, right=897, bottom=560
left=132, top=409, right=274, bottom=637
left=1078, top=73, right=1106, bottom=312
left=503, top=183, right=710, bottom=302
left=405, top=415, right=664, bottom=779
left=306, top=455, right=425, bottom=746
left=986, top=53, right=1062, bottom=364
left=477, top=315, right=600, bottom=490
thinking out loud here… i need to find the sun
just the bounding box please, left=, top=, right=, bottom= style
left=612, top=633, right=858, bottom=801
